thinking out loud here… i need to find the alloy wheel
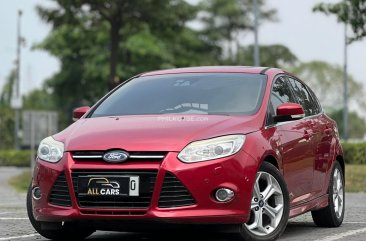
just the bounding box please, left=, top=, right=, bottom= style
left=333, top=168, right=344, bottom=219
left=245, top=171, right=284, bottom=236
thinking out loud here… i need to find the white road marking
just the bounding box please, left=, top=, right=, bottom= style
left=344, top=221, right=366, bottom=224
left=0, top=218, right=28, bottom=220
left=316, top=227, right=366, bottom=241
left=0, top=234, right=38, bottom=241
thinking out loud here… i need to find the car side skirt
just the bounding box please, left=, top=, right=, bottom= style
left=289, top=194, right=329, bottom=219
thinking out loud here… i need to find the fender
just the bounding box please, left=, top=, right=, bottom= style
left=321, top=137, right=344, bottom=194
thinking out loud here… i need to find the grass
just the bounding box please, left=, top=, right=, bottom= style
left=345, top=164, right=366, bottom=193
left=8, top=170, right=31, bottom=192
left=7, top=164, right=366, bottom=193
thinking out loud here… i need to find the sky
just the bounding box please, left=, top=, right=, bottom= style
left=0, top=0, right=365, bottom=100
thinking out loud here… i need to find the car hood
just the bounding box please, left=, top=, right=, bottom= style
left=54, top=115, right=261, bottom=152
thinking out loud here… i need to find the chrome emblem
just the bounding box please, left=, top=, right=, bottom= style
left=103, top=150, right=129, bottom=163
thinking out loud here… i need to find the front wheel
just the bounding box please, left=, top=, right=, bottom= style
left=236, top=162, right=290, bottom=241
left=311, top=161, right=345, bottom=227
left=26, top=183, right=95, bottom=240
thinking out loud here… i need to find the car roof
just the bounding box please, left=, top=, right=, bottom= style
left=140, top=66, right=284, bottom=77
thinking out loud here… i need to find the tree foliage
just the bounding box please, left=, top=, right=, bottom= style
left=329, top=109, right=366, bottom=139
left=0, top=108, right=15, bottom=149
left=237, top=44, right=298, bottom=67
left=0, top=69, right=16, bottom=107
left=35, top=0, right=280, bottom=125
left=0, top=69, right=17, bottom=149
left=22, top=88, right=56, bottom=111
left=291, top=61, right=365, bottom=112
left=36, top=0, right=222, bottom=123
left=314, top=0, right=366, bottom=42
left=200, top=0, right=277, bottom=63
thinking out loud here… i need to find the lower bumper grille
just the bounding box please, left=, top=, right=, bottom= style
left=71, top=170, right=157, bottom=209
left=49, top=173, right=72, bottom=207
left=158, top=172, right=196, bottom=208
left=80, top=210, right=146, bottom=215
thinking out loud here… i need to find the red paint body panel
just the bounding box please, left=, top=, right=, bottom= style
left=55, top=115, right=259, bottom=152
left=73, top=106, right=90, bottom=120
left=32, top=151, right=256, bottom=223
left=31, top=66, right=343, bottom=226
left=276, top=103, right=304, bottom=116
left=140, top=66, right=270, bottom=77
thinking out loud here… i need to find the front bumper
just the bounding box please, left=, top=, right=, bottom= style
left=31, top=151, right=258, bottom=224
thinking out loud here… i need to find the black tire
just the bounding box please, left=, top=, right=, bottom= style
left=233, top=162, right=290, bottom=241
left=27, top=183, right=95, bottom=240
left=311, top=161, right=345, bottom=227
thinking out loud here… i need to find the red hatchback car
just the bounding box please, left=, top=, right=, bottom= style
left=27, top=67, right=345, bottom=241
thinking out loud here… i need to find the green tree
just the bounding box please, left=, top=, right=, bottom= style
left=314, top=0, right=366, bottom=42
left=0, top=70, right=16, bottom=149
left=0, top=108, right=14, bottom=149
left=329, top=109, right=366, bottom=139
left=291, top=61, right=366, bottom=112
left=237, top=44, right=298, bottom=67
left=0, top=69, right=16, bottom=107
left=36, top=0, right=220, bottom=125
left=200, top=0, right=277, bottom=63
left=37, top=0, right=206, bottom=90
left=22, top=88, right=56, bottom=111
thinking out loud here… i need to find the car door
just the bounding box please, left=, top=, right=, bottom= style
left=286, top=77, right=320, bottom=203
left=267, top=76, right=314, bottom=206
left=306, top=87, right=333, bottom=195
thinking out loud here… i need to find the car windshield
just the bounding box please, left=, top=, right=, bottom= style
left=90, top=73, right=267, bottom=117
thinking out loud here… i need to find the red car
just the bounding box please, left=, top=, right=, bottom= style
left=27, top=67, right=345, bottom=241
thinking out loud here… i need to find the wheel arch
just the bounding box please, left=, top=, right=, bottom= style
left=336, top=155, right=345, bottom=175
left=262, top=155, right=280, bottom=170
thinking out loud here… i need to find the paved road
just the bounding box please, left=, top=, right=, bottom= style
left=0, top=167, right=365, bottom=241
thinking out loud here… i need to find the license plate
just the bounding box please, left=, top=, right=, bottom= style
left=77, top=176, right=139, bottom=197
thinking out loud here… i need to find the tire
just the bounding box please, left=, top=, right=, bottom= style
left=233, top=162, right=290, bottom=241
left=311, top=161, right=345, bottom=227
left=27, top=183, right=95, bottom=240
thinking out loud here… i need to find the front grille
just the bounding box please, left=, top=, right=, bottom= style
left=72, top=170, right=157, bottom=209
left=49, top=173, right=72, bottom=207
left=80, top=210, right=146, bottom=216
left=158, top=172, right=196, bottom=208
left=72, top=151, right=166, bottom=162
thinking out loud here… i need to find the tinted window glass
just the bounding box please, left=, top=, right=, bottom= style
left=288, top=77, right=318, bottom=116
left=307, top=87, right=322, bottom=114
left=90, top=73, right=267, bottom=117
left=270, top=77, right=296, bottom=115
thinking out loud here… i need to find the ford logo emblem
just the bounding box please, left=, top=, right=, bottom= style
left=103, top=150, right=129, bottom=163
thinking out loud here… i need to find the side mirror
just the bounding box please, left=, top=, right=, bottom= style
left=274, top=103, right=304, bottom=123
left=73, top=106, right=90, bottom=121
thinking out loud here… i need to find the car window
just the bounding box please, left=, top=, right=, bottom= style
left=270, top=76, right=296, bottom=115
left=288, top=77, right=318, bottom=116
left=307, top=87, right=322, bottom=114
left=90, top=73, right=267, bottom=117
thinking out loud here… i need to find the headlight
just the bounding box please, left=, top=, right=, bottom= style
left=37, top=136, right=64, bottom=163
left=178, top=135, right=245, bottom=163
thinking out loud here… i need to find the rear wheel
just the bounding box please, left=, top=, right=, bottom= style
left=311, top=161, right=345, bottom=227
left=235, top=162, right=290, bottom=241
left=27, top=183, right=94, bottom=240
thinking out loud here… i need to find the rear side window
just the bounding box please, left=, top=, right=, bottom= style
left=288, top=77, right=319, bottom=116
left=307, top=87, right=322, bottom=114
left=270, top=76, right=296, bottom=114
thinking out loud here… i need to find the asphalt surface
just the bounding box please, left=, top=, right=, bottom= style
left=0, top=167, right=365, bottom=241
